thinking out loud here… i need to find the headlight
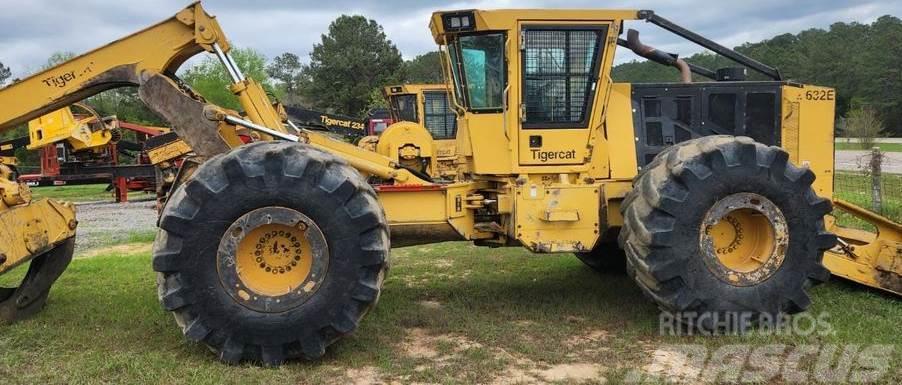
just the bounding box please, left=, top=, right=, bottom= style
left=442, top=11, right=475, bottom=32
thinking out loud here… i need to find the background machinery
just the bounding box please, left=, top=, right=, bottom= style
left=0, top=2, right=897, bottom=366
left=377, top=84, right=463, bottom=180
left=8, top=103, right=167, bottom=201
left=358, top=83, right=463, bottom=180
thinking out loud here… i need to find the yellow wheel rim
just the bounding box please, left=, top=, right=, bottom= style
left=700, top=193, right=788, bottom=286
left=236, top=223, right=313, bottom=297
left=217, top=207, right=329, bottom=312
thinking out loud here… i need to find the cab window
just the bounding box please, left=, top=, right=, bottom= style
left=423, top=91, right=457, bottom=139
left=522, top=27, right=606, bottom=128
left=389, top=94, right=418, bottom=123
left=448, top=33, right=506, bottom=111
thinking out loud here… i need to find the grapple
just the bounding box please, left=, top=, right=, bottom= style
left=0, top=238, right=75, bottom=322
left=0, top=164, right=77, bottom=323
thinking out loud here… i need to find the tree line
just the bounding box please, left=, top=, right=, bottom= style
left=612, top=15, right=902, bottom=136
left=2, top=13, right=899, bottom=141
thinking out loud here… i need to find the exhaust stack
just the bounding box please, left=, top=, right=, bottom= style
left=622, top=29, right=692, bottom=83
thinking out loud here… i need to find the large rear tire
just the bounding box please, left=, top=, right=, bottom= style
left=619, top=136, right=835, bottom=326
left=153, top=141, right=389, bottom=365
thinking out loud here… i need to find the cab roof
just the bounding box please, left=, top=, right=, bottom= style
left=430, top=9, right=640, bottom=44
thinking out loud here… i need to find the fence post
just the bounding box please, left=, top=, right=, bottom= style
left=869, top=147, right=882, bottom=214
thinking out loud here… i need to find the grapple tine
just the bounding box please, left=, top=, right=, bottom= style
left=0, top=238, right=75, bottom=323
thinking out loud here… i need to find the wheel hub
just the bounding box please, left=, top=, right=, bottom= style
left=700, top=193, right=788, bottom=286
left=217, top=207, right=329, bottom=312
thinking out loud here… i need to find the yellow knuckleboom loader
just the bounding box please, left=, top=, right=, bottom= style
left=375, top=84, right=464, bottom=181
left=0, top=2, right=897, bottom=365
left=26, top=103, right=119, bottom=154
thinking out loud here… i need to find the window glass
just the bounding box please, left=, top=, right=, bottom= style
left=450, top=33, right=505, bottom=110
left=389, top=94, right=417, bottom=123
left=373, top=121, right=388, bottom=134
left=423, top=91, right=458, bottom=139
left=447, top=46, right=465, bottom=107
left=523, top=28, right=604, bottom=127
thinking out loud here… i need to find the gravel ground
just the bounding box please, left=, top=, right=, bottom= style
left=73, top=199, right=159, bottom=252
left=835, top=150, right=902, bottom=173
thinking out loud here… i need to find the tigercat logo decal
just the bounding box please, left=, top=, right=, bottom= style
left=320, top=115, right=364, bottom=130
left=531, top=149, right=577, bottom=162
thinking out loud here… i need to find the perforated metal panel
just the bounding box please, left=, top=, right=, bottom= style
left=631, top=82, right=783, bottom=168
left=423, top=91, right=457, bottom=139
left=522, top=27, right=605, bottom=128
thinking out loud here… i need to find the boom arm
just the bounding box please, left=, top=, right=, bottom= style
left=0, top=1, right=427, bottom=184
left=0, top=2, right=230, bottom=132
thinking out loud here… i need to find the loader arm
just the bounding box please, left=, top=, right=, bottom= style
left=0, top=2, right=229, bottom=131
left=0, top=4, right=230, bottom=318
left=825, top=199, right=902, bottom=295
left=0, top=2, right=426, bottom=183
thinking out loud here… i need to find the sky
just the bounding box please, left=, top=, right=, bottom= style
left=0, top=0, right=899, bottom=79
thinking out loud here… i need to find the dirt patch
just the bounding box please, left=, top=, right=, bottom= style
left=399, top=328, right=485, bottom=365
left=338, top=365, right=441, bottom=385
left=394, top=276, right=431, bottom=288
left=403, top=328, right=441, bottom=359
left=433, top=259, right=454, bottom=268
left=417, top=300, right=442, bottom=310
left=536, top=363, right=604, bottom=382
left=565, top=329, right=609, bottom=347
left=563, top=328, right=612, bottom=360
left=489, top=360, right=605, bottom=384
left=490, top=366, right=537, bottom=385
left=394, top=297, right=610, bottom=384
left=343, top=366, right=383, bottom=385
left=78, top=242, right=152, bottom=259
left=564, top=315, right=586, bottom=323
left=642, top=346, right=704, bottom=382
left=488, top=346, right=606, bottom=385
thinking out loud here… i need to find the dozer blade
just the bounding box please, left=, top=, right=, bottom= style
left=824, top=199, right=902, bottom=296
left=0, top=238, right=75, bottom=322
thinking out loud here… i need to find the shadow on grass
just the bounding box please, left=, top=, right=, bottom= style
left=1, top=242, right=898, bottom=384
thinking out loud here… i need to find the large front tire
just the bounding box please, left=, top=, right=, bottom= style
left=619, top=136, right=835, bottom=326
left=153, top=142, right=389, bottom=365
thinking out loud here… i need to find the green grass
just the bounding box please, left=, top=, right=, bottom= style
left=30, top=183, right=152, bottom=203
left=833, top=172, right=902, bottom=230
left=835, top=142, right=902, bottom=152
left=1, top=242, right=899, bottom=384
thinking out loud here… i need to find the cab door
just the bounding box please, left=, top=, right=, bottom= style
left=518, top=25, right=609, bottom=166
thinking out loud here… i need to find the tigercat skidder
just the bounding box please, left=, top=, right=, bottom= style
left=0, top=3, right=898, bottom=365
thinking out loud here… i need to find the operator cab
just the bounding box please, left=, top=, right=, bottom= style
left=384, top=84, right=458, bottom=140
left=430, top=9, right=638, bottom=173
